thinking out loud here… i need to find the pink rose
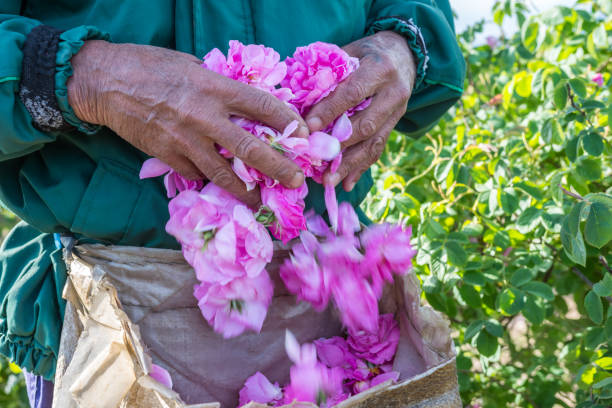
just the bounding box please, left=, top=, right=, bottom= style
left=279, top=231, right=331, bottom=310
left=261, top=183, right=308, bottom=244
left=283, top=331, right=347, bottom=407
left=194, top=272, right=273, bottom=338
left=347, top=314, right=400, bottom=365
left=361, top=223, right=417, bottom=297
left=282, top=42, right=359, bottom=113
left=202, top=41, right=287, bottom=91
left=592, top=73, right=604, bottom=87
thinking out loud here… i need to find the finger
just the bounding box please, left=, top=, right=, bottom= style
left=218, top=122, right=305, bottom=189
left=304, top=60, right=383, bottom=132
left=324, top=108, right=402, bottom=191
left=187, top=140, right=261, bottom=207
left=342, top=91, right=397, bottom=149
left=162, top=153, right=204, bottom=180
left=226, top=84, right=309, bottom=138
left=342, top=110, right=404, bottom=191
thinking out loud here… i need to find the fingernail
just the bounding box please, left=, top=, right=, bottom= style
left=328, top=173, right=342, bottom=187
left=344, top=180, right=356, bottom=192
left=307, top=116, right=323, bottom=132
left=290, top=171, right=305, bottom=188
left=297, top=125, right=310, bottom=138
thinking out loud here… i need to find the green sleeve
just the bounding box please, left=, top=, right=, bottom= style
left=366, top=0, right=466, bottom=138
left=0, top=12, right=108, bottom=161
left=0, top=222, right=66, bottom=380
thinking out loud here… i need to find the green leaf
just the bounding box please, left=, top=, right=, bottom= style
left=576, top=156, right=602, bottom=181
left=551, top=119, right=565, bottom=145
left=584, top=196, right=612, bottom=248
left=516, top=207, right=541, bottom=233
left=465, top=320, right=485, bottom=341
left=494, top=230, right=511, bottom=249
left=560, top=201, right=587, bottom=266
left=523, top=296, right=546, bottom=325
left=593, top=274, right=612, bottom=297
left=515, top=181, right=543, bottom=201
left=510, top=268, right=535, bottom=287
left=569, top=78, right=587, bottom=99
left=565, top=135, right=581, bottom=162
left=499, top=189, right=519, bottom=214
left=522, top=281, right=555, bottom=301
left=515, top=72, right=533, bottom=98
left=484, top=320, right=504, bottom=338
left=553, top=82, right=568, bottom=109
left=583, top=131, right=604, bottom=157
left=594, top=378, right=612, bottom=390
left=446, top=240, right=468, bottom=267
left=459, top=284, right=481, bottom=308
left=585, top=327, right=606, bottom=349
left=499, top=287, right=525, bottom=315
left=463, top=271, right=486, bottom=286
left=462, top=222, right=484, bottom=237
left=476, top=330, right=499, bottom=357
left=592, top=24, right=609, bottom=49
left=435, top=158, right=454, bottom=183
left=595, top=357, right=612, bottom=370
left=585, top=290, right=604, bottom=325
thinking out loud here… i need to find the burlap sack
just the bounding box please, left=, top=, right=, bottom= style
left=52, top=243, right=461, bottom=408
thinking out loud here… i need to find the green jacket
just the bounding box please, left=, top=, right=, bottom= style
left=0, top=0, right=465, bottom=379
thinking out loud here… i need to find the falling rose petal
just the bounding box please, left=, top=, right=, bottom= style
left=149, top=364, right=173, bottom=389
left=325, top=183, right=338, bottom=233
left=309, top=131, right=341, bottom=161
left=140, top=158, right=171, bottom=179
left=285, top=330, right=302, bottom=364
left=330, top=151, right=342, bottom=174
left=238, top=372, right=283, bottom=407
left=332, top=113, right=352, bottom=142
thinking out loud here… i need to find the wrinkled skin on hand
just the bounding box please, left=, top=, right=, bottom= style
left=68, top=41, right=309, bottom=208
left=305, top=31, right=417, bottom=192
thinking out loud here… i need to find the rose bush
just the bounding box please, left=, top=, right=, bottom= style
left=363, top=0, right=612, bottom=406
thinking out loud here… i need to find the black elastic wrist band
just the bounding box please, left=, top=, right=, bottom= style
left=19, top=25, right=74, bottom=132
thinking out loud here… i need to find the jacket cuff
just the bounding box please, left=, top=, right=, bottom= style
left=366, top=17, right=429, bottom=91
left=55, top=26, right=110, bottom=135
left=18, top=25, right=73, bottom=132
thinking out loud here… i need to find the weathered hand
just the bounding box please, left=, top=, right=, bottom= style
left=68, top=41, right=309, bottom=207
left=305, top=31, right=417, bottom=192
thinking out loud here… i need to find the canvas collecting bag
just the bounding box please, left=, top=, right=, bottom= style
left=51, top=242, right=461, bottom=408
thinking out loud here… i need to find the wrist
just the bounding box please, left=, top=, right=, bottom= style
left=67, top=39, right=115, bottom=126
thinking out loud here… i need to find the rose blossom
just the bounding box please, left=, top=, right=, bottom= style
left=360, top=223, right=417, bottom=297
left=283, top=331, right=347, bottom=407
left=202, top=40, right=287, bottom=91
left=592, top=73, right=604, bottom=87
left=261, top=183, right=308, bottom=244
left=347, top=314, right=400, bottom=365
left=194, top=272, right=273, bottom=338
left=282, top=42, right=359, bottom=113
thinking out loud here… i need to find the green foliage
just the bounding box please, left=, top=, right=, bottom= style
left=364, top=0, right=612, bottom=406
left=0, top=359, right=28, bottom=408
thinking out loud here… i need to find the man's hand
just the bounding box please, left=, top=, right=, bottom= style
left=305, top=31, right=417, bottom=192
left=68, top=41, right=309, bottom=207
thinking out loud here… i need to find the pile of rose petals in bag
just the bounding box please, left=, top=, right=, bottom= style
left=140, top=40, right=417, bottom=407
